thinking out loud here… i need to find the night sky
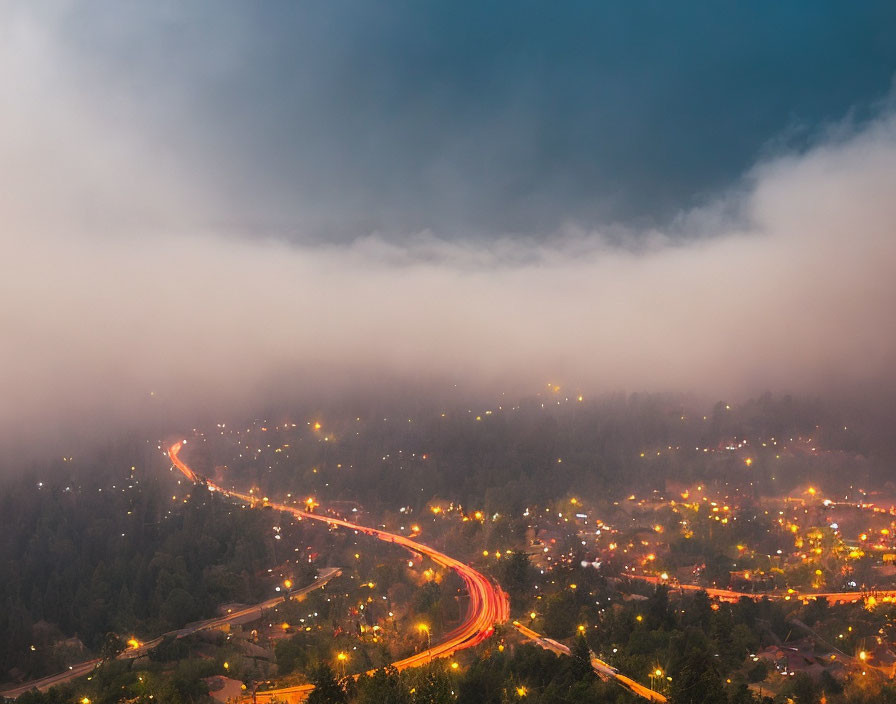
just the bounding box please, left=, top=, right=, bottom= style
left=46, top=2, right=896, bottom=238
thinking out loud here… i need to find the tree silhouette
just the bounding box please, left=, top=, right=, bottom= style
left=571, top=634, right=595, bottom=682
left=307, top=663, right=347, bottom=704
left=668, top=629, right=725, bottom=704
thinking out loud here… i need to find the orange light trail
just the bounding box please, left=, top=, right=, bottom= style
left=168, top=441, right=509, bottom=702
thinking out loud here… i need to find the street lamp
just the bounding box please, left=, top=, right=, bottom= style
left=418, top=623, right=431, bottom=659
left=337, top=652, right=348, bottom=676
left=418, top=623, right=431, bottom=646
left=650, top=668, right=663, bottom=691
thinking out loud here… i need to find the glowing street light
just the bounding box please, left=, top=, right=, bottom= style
left=337, top=651, right=348, bottom=676
left=649, top=668, right=665, bottom=692
left=418, top=623, right=431, bottom=653
left=418, top=623, right=430, bottom=637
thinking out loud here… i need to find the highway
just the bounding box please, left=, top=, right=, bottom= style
left=511, top=622, right=667, bottom=703
left=0, top=568, right=341, bottom=700
left=628, top=574, right=896, bottom=604
left=166, top=567, right=342, bottom=640
left=0, top=660, right=102, bottom=701
left=169, top=441, right=510, bottom=704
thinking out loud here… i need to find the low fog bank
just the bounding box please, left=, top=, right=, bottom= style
left=3, top=110, right=896, bottom=458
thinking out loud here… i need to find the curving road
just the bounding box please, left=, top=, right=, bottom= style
left=169, top=441, right=510, bottom=703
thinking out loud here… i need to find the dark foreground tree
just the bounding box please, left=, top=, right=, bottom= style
left=307, top=663, right=348, bottom=704
left=357, top=665, right=409, bottom=704
left=411, top=663, right=454, bottom=704
left=667, top=629, right=725, bottom=704
left=571, top=634, right=595, bottom=682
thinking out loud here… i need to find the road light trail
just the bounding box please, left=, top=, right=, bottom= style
left=169, top=441, right=509, bottom=703
left=629, top=573, right=896, bottom=604
left=511, top=621, right=667, bottom=703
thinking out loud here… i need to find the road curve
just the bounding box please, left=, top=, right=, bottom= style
left=169, top=441, right=509, bottom=703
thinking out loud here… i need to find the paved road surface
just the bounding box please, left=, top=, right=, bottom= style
left=629, top=574, right=896, bottom=604
left=512, top=621, right=667, bottom=703
left=0, top=660, right=102, bottom=701
left=169, top=441, right=510, bottom=704
left=0, top=568, right=340, bottom=699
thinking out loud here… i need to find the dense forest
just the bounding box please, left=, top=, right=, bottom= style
left=0, top=443, right=288, bottom=681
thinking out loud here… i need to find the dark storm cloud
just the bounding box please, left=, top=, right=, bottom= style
left=1, top=3, right=896, bottom=451
left=39, top=1, right=896, bottom=239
